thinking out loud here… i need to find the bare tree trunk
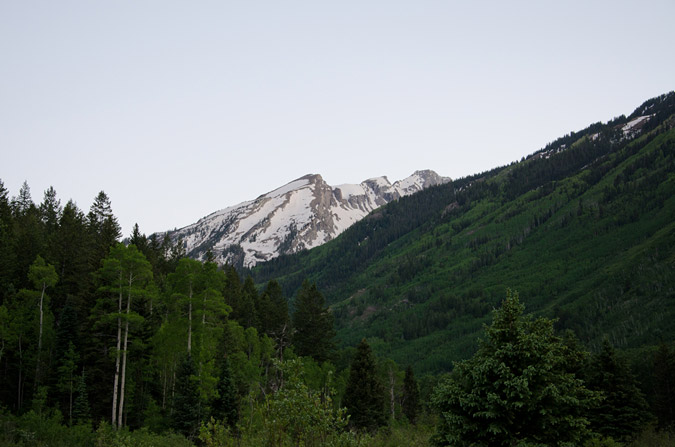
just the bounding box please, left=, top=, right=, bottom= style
left=389, top=366, right=396, bottom=420
left=34, top=282, right=46, bottom=388
left=112, top=272, right=123, bottom=427
left=117, top=272, right=133, bottom=429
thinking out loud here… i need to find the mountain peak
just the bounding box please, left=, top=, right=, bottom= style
left=164, top=170, right=449, bottom=268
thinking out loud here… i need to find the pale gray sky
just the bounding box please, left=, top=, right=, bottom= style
left=1, top=0, right=673, bottom=236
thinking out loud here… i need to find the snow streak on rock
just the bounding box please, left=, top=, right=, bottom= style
left=163, top=170, right=450, bottom=268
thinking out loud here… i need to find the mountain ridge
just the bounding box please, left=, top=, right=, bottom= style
left=251, top=91, right=675, bottom=373
left=162, top=169, right=450, bottom=268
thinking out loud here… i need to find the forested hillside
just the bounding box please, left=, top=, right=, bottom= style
left=253, top=92, right=675, bottom=373
left=0, top=92, right=674, bottom=446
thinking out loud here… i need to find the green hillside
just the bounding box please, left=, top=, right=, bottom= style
left=253, top=92, right=675, bottom=373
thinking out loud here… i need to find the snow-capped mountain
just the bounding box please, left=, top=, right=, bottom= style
left=164, top=170, right=450, bottom=268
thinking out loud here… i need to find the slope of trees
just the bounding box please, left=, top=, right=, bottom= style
left=252, top=92, right=675, bottom=376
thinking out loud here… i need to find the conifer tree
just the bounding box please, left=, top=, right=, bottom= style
left=239, top=276, right=259, bottom=329
left=56, top=341, right=79, bottom=425
left=211, top=356, right=238, bottom=428
left=653, top=342, right=675, bottom=429
left=343, top=338, right=386, bottom=432
left=87, top=191, right=121, bottom=270
left=259, top=279, right=290, bottom=356
left=28, top=255, right=58, bottom=387
left=172, top=354, right=201, bottom=440
left=402, top=365, right=420, bottom=424
left=72, top=368, right=91, bottom=425
left=292, top=280, right=335, bottom=363
left=432, top=290, right=597, bottom=447
left=585, top=338, right=650, bottom=441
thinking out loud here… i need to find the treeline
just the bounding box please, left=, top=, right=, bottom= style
left=0, top=180, right=425, bottom=446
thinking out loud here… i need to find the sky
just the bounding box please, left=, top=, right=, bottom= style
left=1, top=1, right=674, bottom=237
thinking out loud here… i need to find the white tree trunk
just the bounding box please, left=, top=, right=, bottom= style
left=117, top=272, right=133, bottom=428
left=112, top=272, right=123, bottom=426
left=34, top=282, right=45, bottom=387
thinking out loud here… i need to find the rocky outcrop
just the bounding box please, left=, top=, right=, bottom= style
left=162, top=170, right=450, bottom=267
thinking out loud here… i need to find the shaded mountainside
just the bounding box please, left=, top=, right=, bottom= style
left=253, top=92, right=675, bottom=374
left=162, top=170, right=449, bottom=268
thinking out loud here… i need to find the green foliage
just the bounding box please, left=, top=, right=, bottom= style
left=252, top=94, right=675, bottom=375
left=200, top=358, right=360, bottom=447
left=211, top=356, right=238, bottom=428
left=585, top=339, right=651, bottom=441
left=402, top=365, right=420, bottom=424
left=344, top=339, right=387, bottom=432
left=94, top=422, right=192, bottom=447
left=652, top=343, right=675, bottom=429
left=171, top=354, right=202, bottom=440
left=292, top=280, right=336, bottom=363
left=432, top=291, right=598, bottom=447
left=72, top=368, right=91, bottom=426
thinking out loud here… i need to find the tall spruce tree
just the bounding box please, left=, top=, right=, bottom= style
left=585, top=338, right=650, bottom=441
left=292, top=280, right=335, bottom=363
left=172, top=354, right=201, bottom=440
left=432, top=290, right=597, bottom=447
left=211, top=356, right=238, bottom=428
left=343, top=338, right=386, bottom=432
left=402, top=365, right=420, bottom=424
left=72, top=368, right=91, bottom=425
left=652, top=342, right=675, bottom=429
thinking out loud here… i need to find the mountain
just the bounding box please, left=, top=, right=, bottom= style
left=162, top=170, right=449, bottom=268
left=252, top=92, right=675, bottom=373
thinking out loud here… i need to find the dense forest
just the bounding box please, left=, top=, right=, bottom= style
left=1, top=92, right=675, bottom=446
left=253, top=93, right=675, bottom=372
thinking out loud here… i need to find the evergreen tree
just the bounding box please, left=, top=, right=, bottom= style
left=258, top=279, right=290, bottom=349
left=56, top=341, right=79, bottom=425
left=585, top=338, right=650, bottom=441
left=172, top=354, right=201, bottom=440
left=343, top=338, right=386, bottom=432
left=239, top=276, right=259, bottom=329
left=402, top=365, right=420, bottom=424
left=211, top=356, right=238, bottom=428
left=432, top=290, right=597, bottom=447
left=52, top=200, right=90, bottom=304
left=0, top=181, right=17, bottom=301
left=87, top=191, right=121, bottom=271
left=653, top=342, right=675, bottom=429
left=12, top=182, right=44, bottom=290
left=28, top=255, right=58, bottom=387
left=72, top=368, right=91, bottom=425
left=292, top=280, right=335, bottom=363
left=39, top=186, right=62, bottom=237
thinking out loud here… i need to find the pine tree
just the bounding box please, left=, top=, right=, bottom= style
left=172, top=354, right=201, bottom=440
left=402, top=365, right=420, bottom=424
left=87, top=191, right=121, bottom=270
left=72, top=368, right=91, bottom=425
left=28, top=255, right=58, bottom=387
left=585, top=338, right=650, bottom=441
left=211, top=356, right=238, bottom=428
left=343, top=338, right=386, bottom=432
left=292, top=280, right=335, bottom=363
left=432, top=290, right=597, bottom=447
left=56, top=341, right=79, bottom=425
left=653, top=342, right=675, bottom=429
left=258, top=279, right=290, bottom=356
left=239, top=276, right=259, bottom=329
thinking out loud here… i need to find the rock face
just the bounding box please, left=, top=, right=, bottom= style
left=163, top=170, right=450, bottom=268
